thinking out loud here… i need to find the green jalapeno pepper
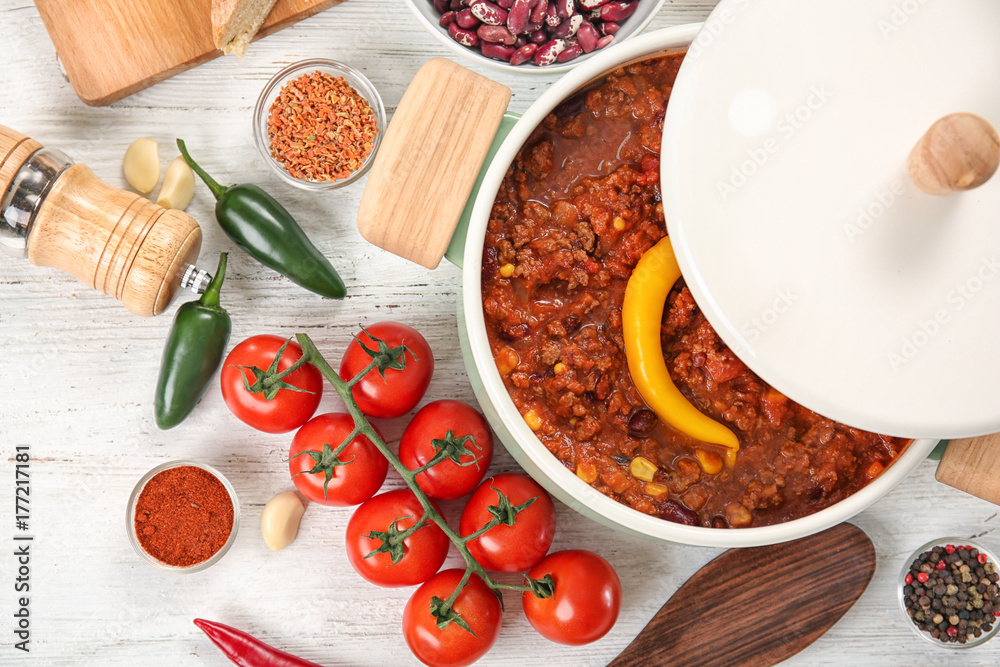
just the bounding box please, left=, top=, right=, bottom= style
left=177, top=139, right=347, bottom=299
left=154, top=253, right=232, bottom=430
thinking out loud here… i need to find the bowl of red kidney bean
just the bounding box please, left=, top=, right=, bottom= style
left=404, top=0, right=666, bottom=72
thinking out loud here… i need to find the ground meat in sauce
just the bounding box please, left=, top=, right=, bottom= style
left=481, top=51, right=909, bottom=528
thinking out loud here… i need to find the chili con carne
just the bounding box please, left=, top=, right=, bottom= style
left=481, top=52, right=909, bottom=528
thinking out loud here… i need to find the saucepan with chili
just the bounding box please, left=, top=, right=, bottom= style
left=361, top=24, right=941, bottom=547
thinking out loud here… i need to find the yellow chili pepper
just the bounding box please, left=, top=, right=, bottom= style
left=622, top=237, right=740, bottom=464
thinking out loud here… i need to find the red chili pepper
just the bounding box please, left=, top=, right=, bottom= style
left=917, top=572, right=930, bottom=583
left=194, top=619, right=324, bottom=667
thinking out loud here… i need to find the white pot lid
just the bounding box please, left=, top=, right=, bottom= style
left=661, top=0, right=1000, bottom=439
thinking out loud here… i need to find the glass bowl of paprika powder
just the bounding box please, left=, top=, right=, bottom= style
left=898, top=537, right=1000, bottom=649
left=127, top=460, right=240, bottom=573
left=253, top=58, right=385, bottom=191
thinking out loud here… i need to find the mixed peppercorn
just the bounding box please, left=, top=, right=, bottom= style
left=902, top=543, right=999, bottom=645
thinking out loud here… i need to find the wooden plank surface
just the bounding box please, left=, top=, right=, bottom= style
left=33, top=0, right=346, bottom=106
left=3, top=1, right=1000, bottom=666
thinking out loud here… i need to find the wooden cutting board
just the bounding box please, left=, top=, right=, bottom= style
left=34, top=0, right=346, bottom=106
left=609, top=523, right=876, bottom=667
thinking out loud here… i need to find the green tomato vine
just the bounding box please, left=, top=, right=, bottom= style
left=250, top=331, right=554, bottom=631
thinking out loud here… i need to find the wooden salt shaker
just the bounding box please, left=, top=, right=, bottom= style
left=0, top=124, right=206, bottom=316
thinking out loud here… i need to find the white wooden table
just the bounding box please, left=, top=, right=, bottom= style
left=1, top=1, right=999, bottom=665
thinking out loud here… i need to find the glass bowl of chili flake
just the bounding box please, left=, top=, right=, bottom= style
left=254, top=59, right=385, bottom=191
left=898, top=537, right=1000, bottom=648
left=126, top=460, right=240, bottom=573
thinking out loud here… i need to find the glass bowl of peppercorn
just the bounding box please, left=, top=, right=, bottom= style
left=126, top=460, right=240, bottom=573
left=253, top=59, right=386, bottom=191
left=898, top=537, right=1000, bottom=648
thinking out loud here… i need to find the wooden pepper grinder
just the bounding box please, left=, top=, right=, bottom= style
left=0, top=124, right=208, bottom=316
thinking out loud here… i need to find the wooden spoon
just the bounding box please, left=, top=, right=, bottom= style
left=608, top=523, right=875, bottom=667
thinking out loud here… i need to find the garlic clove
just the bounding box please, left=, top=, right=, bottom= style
left=260, top=491, right=306, bottom=551
left=156, top=155, right=195, bottom=210
left=122, top=138, right=160, bottom=193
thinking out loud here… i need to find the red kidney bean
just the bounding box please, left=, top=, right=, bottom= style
left=529, top=0, right=548, bottom=24
left=659, top=500, right=699, bottom=526
left=551, top=13, right=582, bottom=38
left=556, top=43, right=583, bottom=62
left=545, top=2, right=559, bottom=25
left=506, top=0, right=532, bottom=33
left=576, top=21, right=599, bottom=52
left=532, top=38, right=565, bottom=65
left=481, top=42, right=517, bottom=61
left=509, top=42, right=539, bottom=66
left=471, top=0, right=507, bottom=25
left=478, top=24, right=517, bottom=44
left=448, top=22, right=479, bottom=46
left=555, top=0, right=574, bottom=18
left=456, top=8, right=479, bottom=28
left=432, top=0, right=640, bottom=66
left=600, top=0, right=637, bottom=22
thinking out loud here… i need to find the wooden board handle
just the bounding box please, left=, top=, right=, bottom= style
left=908, top=113, right=1000, bottom=195
left=357, top=58, right=511, bottom=269
left=936, top=433, right=1000, bottom=504
left=26, top=164, right=202, bottom=316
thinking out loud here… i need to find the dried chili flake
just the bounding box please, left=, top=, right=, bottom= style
left=267, top=71, right=379, bottom=183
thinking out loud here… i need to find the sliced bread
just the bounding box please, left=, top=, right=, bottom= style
left=212, top=0, right=280, bottom=56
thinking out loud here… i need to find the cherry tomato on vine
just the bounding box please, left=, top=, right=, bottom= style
left=459, top=473, right=556, bottom=573
left=399, top=400, right=494, bottom=500
left=220, top=335, right=322, bottom=433
left=339, top=322, right=434, bottom=419
left=403, top=569, right=502, bottom=667
left=522, top=549, right=622, bottom=645
left=288, top=413, right=388, bottom=506
left=345, top=489, right=449, bottom=587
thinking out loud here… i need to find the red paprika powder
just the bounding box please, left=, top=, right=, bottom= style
left=134, top=465, right=234, bottom=568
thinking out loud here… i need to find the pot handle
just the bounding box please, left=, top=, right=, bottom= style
left=936, top=433, right=1000, bottom=504
left=357, top=58, right=512, bottom=270
left=444, top=112, right=521, bottom=269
